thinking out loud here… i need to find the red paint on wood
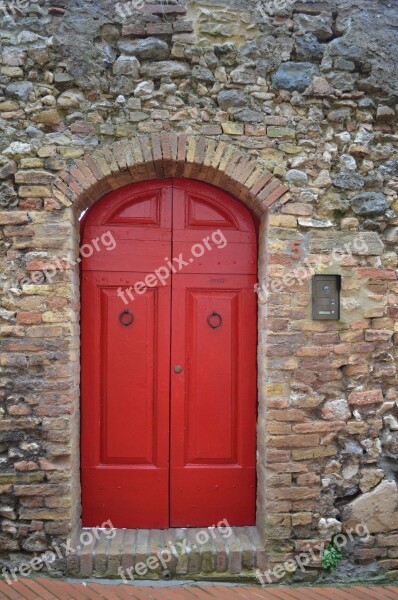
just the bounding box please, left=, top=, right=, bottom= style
left=81, top=179, right=257, bottom=528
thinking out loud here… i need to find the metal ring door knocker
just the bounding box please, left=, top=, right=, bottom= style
left=119, top=309, right=134, bottom=327
left=207, top=311, right=222, bottom=330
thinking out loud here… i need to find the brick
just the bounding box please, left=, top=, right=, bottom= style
left=377, top=534, right=398, bottom=547
left=221, top=122, right=244, bottom=135
left=268, top=487, right=319, bottom=501
left=268, top=462, right=309, bottom=473
left=379, top=559, right=398, bottom=570
left=268, top=214, right=297, bottom=228
left=267, top=473, right=292, bottom=486
left=20, top=508, right=70, bottom=520
left=268, top=409, right=309, bottom=422
left=292, top=445, right=338, bottom=460
left=14, top=484, right=69, bottom=497
left=292, top=513, right=313, bottom=526
left=15, top=170, right=54, bottom=184
left=0, top=211, right=29, bottom=225
left=267, top=434, right=319, bottom=448
left=263, top=187, right=289, bottom=209
left=297, top=473, right=320, bottom=486
left=348, top=390, right=384, bottom=405
left=267, top=422, right=292, bottom=435
left=17, top=312, right=41, bottom=325
left=18, top=185, right=52, bottom=197
left=358, top=268, right=397, bottom=280
left=293, top=421, right=346, bottom=433
left=201, top=124, right=223, bottom=135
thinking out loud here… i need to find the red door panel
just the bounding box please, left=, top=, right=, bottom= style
left=170, top=275, right=257, bottom=526
left=81, top=182, right=172, bottom=528
left=81, top=178, right=257, bottom=528
left=172, top=179, right=257, bottom=276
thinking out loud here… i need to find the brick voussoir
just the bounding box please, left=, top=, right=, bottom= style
left=249, top=172, right=273, bottom=196
left=53, top=180, right=77, bottom=202
left=219, top=146, right=237, bottom=174
left=245, top=167, right=267, bottom=191
left=61, top=173, right=85, bottom=196
left=160, top=133, right=174, bottom=162
left=184, top=137, right=199, bottom=179
left=59, top=167, right=76, bottom=184
left=73, top=160, right=98, bottom=187
left=121, top=143, right=135, bottom=171
left=150, top=133, right=163, bottom=162
left=190, top=137, right=209, bottom=179
left=232, top=156, right=256, bottom=185
left=177, top=134, right=188, bottom=163
left=111, top=140, right=131, bottom=171
left=194, top=136, right=208, bottom=165
left=203, top=138, right=217, bottom=167
left=169, top=133, right=179, bottom=162
left=91, top=151, right=113, bottom=178
left=186, top=135, right=198, bottom=165
left=224, top=150, right=244, bottom=179
left=139, top=135, right=155, bottom=167
left=52, top=187, right=72, bottom=207
left=262, top=185, right=290, bottom=209
left=82, top=155, right=105, bottom=182
left=161, top=138, right=174, bottom=167
left=101, top=146, right=120, bottom=174
left=257, top=178, right=283, bottom=202
left=131, top=139, right=144, bottom=166
left=210, top=141, right=227, bottom=174
left=69, top=165, right=94, bottom=191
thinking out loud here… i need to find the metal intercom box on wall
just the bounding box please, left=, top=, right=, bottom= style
left=312, top=275, right=341, bottom=320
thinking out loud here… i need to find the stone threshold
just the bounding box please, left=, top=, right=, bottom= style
left=66, top=526, right=266, bottom=580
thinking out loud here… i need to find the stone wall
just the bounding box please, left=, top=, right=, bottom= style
left=0, top=0, right=397, bottom=585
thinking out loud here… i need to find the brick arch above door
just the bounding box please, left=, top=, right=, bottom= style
left=50, top=134, right=289, bottom=217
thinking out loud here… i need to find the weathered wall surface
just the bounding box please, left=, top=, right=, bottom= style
left=0, top=0, right=397, bottom=584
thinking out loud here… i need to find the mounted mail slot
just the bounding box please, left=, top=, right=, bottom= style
left=312, top=275, right=341, bottom=320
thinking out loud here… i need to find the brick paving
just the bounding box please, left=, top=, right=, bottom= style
left=0, top=579, right=397, bottom=600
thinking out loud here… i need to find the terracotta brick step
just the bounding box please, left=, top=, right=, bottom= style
left=67, top=526, right=266, bottom=578
left=0, top=579, right=397, bottom=600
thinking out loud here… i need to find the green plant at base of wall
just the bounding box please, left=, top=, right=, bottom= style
left=321, top=538, right=343, bottom=572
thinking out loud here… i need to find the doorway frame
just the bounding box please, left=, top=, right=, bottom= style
left=54, top=133, right=289, bottom=555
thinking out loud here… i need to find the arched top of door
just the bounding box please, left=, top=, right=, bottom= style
left=81, top=179, right=258, bottom=238
left=51, top=134, right=289, bottom=220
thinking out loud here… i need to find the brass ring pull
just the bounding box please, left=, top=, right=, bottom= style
left=207, top=311, right=222, bottom=329
left=119, top=309, right=134, bottom=327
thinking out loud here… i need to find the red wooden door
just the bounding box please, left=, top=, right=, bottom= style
left=81, top=179, right=257, bottom=528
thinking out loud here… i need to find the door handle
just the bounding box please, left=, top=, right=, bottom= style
left=174, top=365, right=183, bottom=374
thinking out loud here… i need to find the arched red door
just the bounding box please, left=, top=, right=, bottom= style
left=81, top=179, right=257, bottom=528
